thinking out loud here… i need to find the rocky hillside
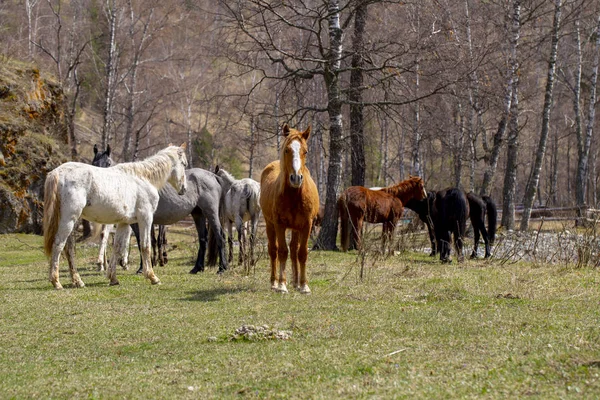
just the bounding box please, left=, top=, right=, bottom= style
left=0, top=59, right=70, bottom=234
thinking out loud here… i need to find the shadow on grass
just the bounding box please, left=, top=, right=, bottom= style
left=181, top=287, right=245, bottom=302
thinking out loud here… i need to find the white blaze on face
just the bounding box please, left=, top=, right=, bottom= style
left=291, top=140, right=302, bottom=175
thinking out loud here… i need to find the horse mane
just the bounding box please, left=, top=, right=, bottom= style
left=381, top=176, right=423, bottom=201
left=216, top=168, right=236, bottom=189
left=113, top=146, right=179, bottom=189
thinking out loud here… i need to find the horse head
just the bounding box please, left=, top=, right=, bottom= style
left=280, top=124, right=311, bottom=189
left=92, top=144, right=113, bottom=168
left=167, top=143, right=188, bottom=195
left=409, top=175, right=427, bottom=200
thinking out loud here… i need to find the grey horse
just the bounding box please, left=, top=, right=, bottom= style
left=131, top=168, right=228, bottom=274
left=214, top=166, right=261, bottom=267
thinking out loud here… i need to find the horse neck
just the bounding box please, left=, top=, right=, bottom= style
left=384, top=181, right=419, bottom=204
left=114, top=152, right=173, bottom=189
left=218, top=171, right=235, bottom=191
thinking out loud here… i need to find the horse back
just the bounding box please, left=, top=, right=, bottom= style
left=342, top=186, right=403, bottom=223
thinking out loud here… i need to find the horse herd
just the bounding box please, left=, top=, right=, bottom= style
left=42, top=124, right=497, bottom=292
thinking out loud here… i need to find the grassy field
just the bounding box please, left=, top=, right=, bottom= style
left=1, top=227, right=599, bottom=399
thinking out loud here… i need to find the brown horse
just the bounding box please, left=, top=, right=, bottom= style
left=260, top=124, right=320, bottom=294
left=338, top=176, right=427, bottom=252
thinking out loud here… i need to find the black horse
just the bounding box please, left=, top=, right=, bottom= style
left=467, top=193, right=497, bottom=259
left=407, top=189, right=497, bottom=262
left=433, top=188, right=470, bottom=262
left=404, top=192, right=437, bottom=256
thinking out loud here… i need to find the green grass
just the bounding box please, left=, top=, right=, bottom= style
left=1, top=228, right=599, bottom=399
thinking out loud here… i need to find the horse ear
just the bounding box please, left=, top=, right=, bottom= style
left=180, top=142, right=187, bottom=150
left=94, top=144, right=98, bottom=155
left=214, top=165, right=220, bottom=174
left=282, top=124, right=290, bottom=137
left=106, top=144, right=111, bottom=156
left=302, top=126, right=311, bottom=140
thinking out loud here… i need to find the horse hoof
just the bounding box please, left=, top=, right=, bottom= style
left=53, top=283, right=64, bottom=290
left=277, top=283, right=288, bottom=293
left=74, top=281, right=85, bottom=288
left=109, top=281, right=120, bottom=286
left=151, top=280, right=162, bottom=285
left=136, top=269, right=143, bottom=275
left=298, top=285, right=311, bottom=294
left=189, top=267, right=203, bottom=274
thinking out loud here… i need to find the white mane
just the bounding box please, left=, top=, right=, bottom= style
left=114, top=146, right=181, bottom=190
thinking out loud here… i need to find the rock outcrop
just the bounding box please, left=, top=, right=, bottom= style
left=0, top=61, right=69, bottom=234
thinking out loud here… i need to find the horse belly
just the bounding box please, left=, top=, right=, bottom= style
left=82, top=189, right=139, bottom=224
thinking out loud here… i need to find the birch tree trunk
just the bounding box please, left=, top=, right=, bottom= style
left=520, top=0, right=562, bottom=230
left=101, top=0, right=118, bottom=149
left=575, top=14, right=600, bottom=211
left=314, top=0, right=344, bottom=250
left=501, top=0, right=521, bottom=230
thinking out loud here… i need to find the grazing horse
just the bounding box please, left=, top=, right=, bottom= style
left=43, top=144, right=188, bottom=289
left=466, top=193, right=497, bottom=258
left=433, top=188, right=470, bottom=263
left=131, top=167, right=228, bottom=275
left=214, top=166, right=261, bottom=268
left=339, top=176, right=427, bottom=253
left=260, top=124, right=319, bottom=294
left=404, top=191, right=437, bottom=256
left=406, top=190, right=497, bottom=260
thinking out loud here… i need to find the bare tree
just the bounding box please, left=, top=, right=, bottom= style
left=575, top=13, right=600, bottom=212
left=520, top=0, right=562, bottom=230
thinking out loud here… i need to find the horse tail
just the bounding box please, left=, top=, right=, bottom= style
left=482, top=195, right=497, bottom=245
left=206, top=225, right=218, bottom=267
left=43, top=171, right=61, bottom=257
left=338, top=194, right=350, bottom=252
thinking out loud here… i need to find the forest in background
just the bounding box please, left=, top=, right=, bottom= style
left=1, top=0, right=599, bottom=246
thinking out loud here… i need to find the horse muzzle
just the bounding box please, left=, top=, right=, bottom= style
left=178, top=184, right=187, bottom=195
left=289, top=173, right=304, bottom=188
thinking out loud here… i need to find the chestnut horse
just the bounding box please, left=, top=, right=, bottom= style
left=338, top=176, right=427, bottom=252
left=260, top=124, right=319, bottom=294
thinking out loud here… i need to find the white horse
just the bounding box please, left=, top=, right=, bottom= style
left=43, top=144, right=188, bottom=289
left=214, top=166, right=261, bottom=267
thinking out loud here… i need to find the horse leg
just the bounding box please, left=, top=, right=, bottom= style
left=190, top=211, right=207, bottom=274
left=471, top=226, right=481, bottom=259
left=455, top=222, right=465, bottom=263
left=350, top=215, right=363, bottom=251
left=275, top=226, right=289, bottom=293
left=158, top=225, right=168, bottom=266
left=426, top=218, right=437, bottom=256
left=64, top=232, right=85, bottom=288
left=289, top=231, right=300, bottom=289
left=226, top=220, right=234, bottom=264
left=478, top=222, right=491, bottom=258
left=97, top=224, right=110, bottom=271
left=150, top=224, right=158, bottom=268
left=138, top=220, right=161, bottom=285
left=49, top=211, right=81, bottom=289
left=131, top=223, right=144, bottom=275
left=236, top=216, right=245, bottom=266
left=119, top=226, right=130, bottom=270
left=249, top=214, right=259, bottom=267
left=296, top=227, right=311, bottom=294
left=265, top=222, right=278, bottom=291
left=106, top=224, right=131, bottom=286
